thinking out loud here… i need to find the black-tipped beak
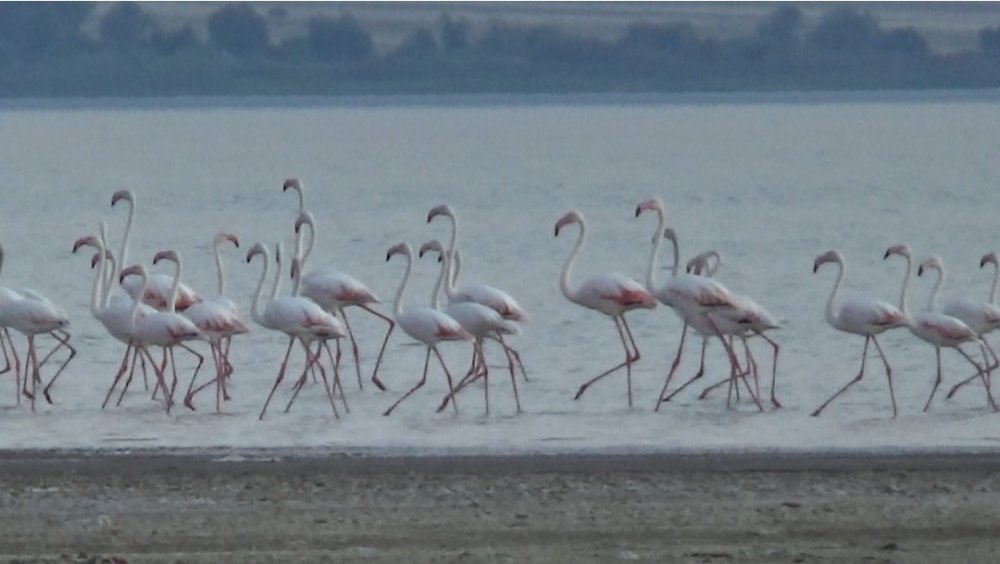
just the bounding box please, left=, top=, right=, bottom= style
left=982, top=257, right=989, bottom=269
left=812, top=263, right=819, bottom=274
left=917, top=266, right=925, bottom=277
left=634, top=206, right=641, bottom=218
left=385, top=252, right=391, bottom=262
left=883, top=250, right=891, bottom=260
left=554, top=226, right=560, bottom=237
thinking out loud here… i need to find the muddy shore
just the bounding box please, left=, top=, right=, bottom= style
left=1, top=450, right=999, bottom=563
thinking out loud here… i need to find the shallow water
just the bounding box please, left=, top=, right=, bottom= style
left=0, top=91, right=999, bottom=453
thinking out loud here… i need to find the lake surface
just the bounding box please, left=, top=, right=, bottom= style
left=1, top=91, right=999, bottom=454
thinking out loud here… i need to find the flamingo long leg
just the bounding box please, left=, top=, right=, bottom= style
left=184, top=342, right=221, bottom=411
left=812, top=336, right=871, bottom=417
left=285, top=340, right=341, bottom=419
left=496, top=333, right=528, bottom=384
left=870, top=335, right=897, bottom=418
left=655, top=322, right=689, bottom=411
left=321, top=339, right=348, bottom=414
left=116, top=346, right=147, bottom=407
left=359, top=304, right=395, bottom=392
left=437, top=338, right=489, bottom=414
left=338, top=309, right=363, bottom=391
left=26, top=336, right=38, bottom=412
left=431, top=345, right=459, bottom=415
left=946, top=338, right=1000, bottom=399
left=574, top=315, right=635, bottom=407
left=259, top=338, right=297, bottom=421
left=756, top=332, right=782, bottom=408
left=955, top=344, right=998, bottom=411
left=923, top=347, right=944, bottom=412
left=1, top=329, right=21, bottom=405
left=102, top=342, right=135, bottom=409
left=660, top=336, right=708, bottom=405
left=41, top=331, right=76, bottom=404
left=383, top=347, right=431, bottom=416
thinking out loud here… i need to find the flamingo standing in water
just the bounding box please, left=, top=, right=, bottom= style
left=290, top=208, right=395, bottom=391
left=418, top=240, right=521, bottom=415
left=180, top=233, right=250, bottom=412
left=939, top=251, right=1000, bottom=399
left=0, top=242, right=76, bottom=409
left=811, top=250, right=910, bottom=418
left=246, top=242, right=345, bottom=420
left=111, top=189, right=201, bottom=311
left=427, top=204, right=529, bottom=380
left=119, top=256, right=204, bottom=414
left=382, top=242, right=469, bottom=416
left=555, top=210, right=657, bottom=408
left=882, top=246, right=996, bottom=412
left=72, top=227, right=156, bottom=408
left=633, top=199, right=756, bottom=411
left=684, top=251, right=783, bottom=408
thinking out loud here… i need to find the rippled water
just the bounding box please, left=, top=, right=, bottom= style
left=1, top=92, right=999, bottom=453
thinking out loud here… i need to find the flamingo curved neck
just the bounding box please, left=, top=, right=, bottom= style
left=990, top=263, right=999, bottom=305
left=926, top=267, right=944, bottom=312
left=117, top=198, right=134, bottom=282
left=443, top=212, right=458, bottom=257
left=271, top=245, right=284, bottom=302
left=704, top=252, right=721, bottom=277
left=214, top=238, right=227, bottom=297
left=392, top=251, right=413, bottom=318
left=249, top=249, right=270, bottom=325
left=296, top=219, right=316, bottom=271
left=644, top=208, right=666, bottom=292
left=430, top=252, right=447, bottom=309
left=102, top=251, right=118, bottom=309
left=165, top=257, right=182, bottom=314
left=445, top=249, right=461, bottom=301
left=129, top=269, right=148, bottom=329
left=559, top=221, right=586, bottom=304
left=824, top=260, right=846, bottom=329
left=89, top=238, right=107, bottom=318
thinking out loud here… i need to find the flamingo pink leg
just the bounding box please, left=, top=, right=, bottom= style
left=359, top=304, right=395, bottom=392
left=946, top=339, right=999, bottom=399
left=259, top=338, right=297, bottom=421
left=384, top=347, right=432, bottom=416
left=41, top=330, right=77, bottom=404
left=1, top=329, right=21, bottom=405
left=116, top=346, right=147, bottom=407
left=284, top=340, right=340, bottom=419
left=573, top=315, right=638, bottom=408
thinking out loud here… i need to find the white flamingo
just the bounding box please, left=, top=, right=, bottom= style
left=72, top=227, right=156, bottom=408
left=939, top=251, right=1000, bottom=399
left=0, top=242, right=76, bottom=409
left=418, top=240, right=521, bottom=415
left=119, top=257, right=204, bottom=414
left=633, top=199, right=756, bottom=411
left=382, top=242, right=469, bottom=416
left=112, top=189, right=201, bottom=311
left=812, top=250, right=910, bottom=418
left=247, top=242, right=345, bottom=420
left=555, top=210, right=657, bottom=408
left=684, top=250, right=783, bottom=408
left=290, top=208, right=395, bottom=391
left=881, top=250, right=997, bottom=410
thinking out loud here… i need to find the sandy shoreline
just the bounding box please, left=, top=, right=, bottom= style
left=1, top=449, right=999, bottom=562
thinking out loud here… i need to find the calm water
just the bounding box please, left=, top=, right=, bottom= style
left=0, top=92, right=999, bottom=453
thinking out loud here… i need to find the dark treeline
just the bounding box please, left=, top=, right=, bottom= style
left=3, top=2, right=1000, bottom=97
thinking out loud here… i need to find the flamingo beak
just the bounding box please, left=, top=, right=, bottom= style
left=917, top=265, right=925, bottom=277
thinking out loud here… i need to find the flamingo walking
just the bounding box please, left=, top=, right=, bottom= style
left=633, top=199, right=756, bottom=411
left=290, top=208, right=395, bottom=391
left=382, top=242, right=469, bottom=416
left=246, top=242, right=345, bottom=420
left=418, top=240, right=521, bottom=415
left=940, top=251, right=1000, bottom=399
left=554, top=210, right=657, bottom=408
left=811, top=250, right=910, bottom=418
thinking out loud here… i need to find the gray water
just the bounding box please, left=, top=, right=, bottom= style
left=0, top=91, right=998, bottom=453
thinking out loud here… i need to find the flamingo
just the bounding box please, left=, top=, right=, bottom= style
left=72, top=227, right=156, bottom=408
left=938, top=252, right=1000, bottom=399
left=418, top=240, right=521, bottom=415
left=111, top=189, right=201, bottom=311
left=179, top=233, right=250, bottom=412
left=882, top=246, right=996, bottom=411
left=811, top=250, right=910, bottom=418
left=554, top=210, right=657, bottom=408
left=633, top=199, right=756, bottom=411
left=119, top=252, right=205, bottom=413
left=684, top=251, right=783, bottom=408
left=246, top=242, right=345, bottom=420
left=290, top=209, right=395, bottom=391
left=382, top=242, right=469, bottom=416
left=0, top=242, right=76, bottom=408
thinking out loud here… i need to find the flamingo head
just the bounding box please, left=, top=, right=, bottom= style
left=635, top=198, right=664, bottom=218
left=386, top=242, right=410, bottom=262
left=883, top=243, right=912, bottom=261
left=294, top=211, right=315, bottom=234
left=427, top=204, right=455, bottom=224
left=90, top=250, right=113, bottom=270
left=119, top=263, right=145, bottom=284
left=418, top=240, right=444, bottom=260
left=214, top=233, right=239, bottom=249
left=686, top=250, right=720, bottom=276
left=918, top=255, right=943, bottom=277
left=554, top=211, right=583, bottom=237
left=662, top=227, right=677, bottom=244
left=246, top=242, right=267, bottom=264
left=282, top=177, right=302, bottom=192
left=111, top=189, right=134, bottom=207
left=72, top=235, right=100, bottom=254
left=153, top=250, right=180, bottom=266
left=981, top=251, right=1000, bottom=269
left=813, top=250, right=842, bottom=273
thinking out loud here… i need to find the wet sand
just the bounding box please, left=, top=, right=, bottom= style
left=2, top=450, right=1000, bottom=563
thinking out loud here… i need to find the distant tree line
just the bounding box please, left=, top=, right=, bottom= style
left=2, top=2, right=1000, bottom=96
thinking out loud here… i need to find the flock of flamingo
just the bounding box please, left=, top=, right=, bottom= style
left=0, top=183, right=998, bottom=421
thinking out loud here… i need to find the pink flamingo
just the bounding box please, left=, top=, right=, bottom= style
left=290, top=208, right=395, bottom=391
left=554, top=210, right=656, bottom=408
left=119, top=256, right=204, bottom=414
left=382, top=242, right=469, bottom=416
left=880, top=249, right=996, bottom=410
left=418, top=240, right=521, bottom=415
left=633, top=199, right=756, bottom=411
left=812, top=250, right=910, bottom=418
left=180, top=233, right=250, bottom=412
left=112, top=190, right=201, bottom=311
left=247, top=242, right=345, bottom=420
left=0, top=242, right=76, bottom=409
left=941, top=251, right=1000, bottom=399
